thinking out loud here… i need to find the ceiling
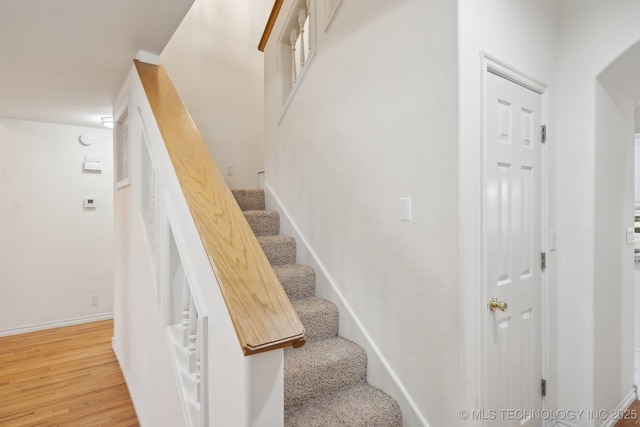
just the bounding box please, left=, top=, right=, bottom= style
left=0, top=0, right=194, bottom=129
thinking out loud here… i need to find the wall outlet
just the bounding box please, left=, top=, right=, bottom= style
left=91, top=294, right=99, bottom=306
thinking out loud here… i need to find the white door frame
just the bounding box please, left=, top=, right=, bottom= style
left=479, top=53, right=550, bottom=418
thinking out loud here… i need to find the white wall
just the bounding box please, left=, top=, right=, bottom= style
left=160, top=0, right=273, bottom=189
left=555, top=0, right=640, bottom=419
left=0, top=117, right=114, bottom=333
left=593, top=81, right=635, bottom=416
left=264, top=0, right=459, bottom=425
left=112, top=71, right=186, bottom=427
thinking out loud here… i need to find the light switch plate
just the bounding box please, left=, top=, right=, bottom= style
left=626, top=227, right=635, bottom=244
left=400, top=197, right=411, bottom=221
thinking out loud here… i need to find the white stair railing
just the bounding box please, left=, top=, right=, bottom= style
left=289, top=0, right=311, bottom=84
left=270, top=0, right=316, bottom=122
left=289, top=29, right=298, bottom=84
left=166, top=252, right=208, bottom=427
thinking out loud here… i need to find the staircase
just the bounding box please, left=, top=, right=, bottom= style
left=232, top=189, right=403, bottom=426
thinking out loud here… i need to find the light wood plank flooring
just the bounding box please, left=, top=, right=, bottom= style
left=616, top=400, right=640, bottom=427
left=0, top=320, right=139, bottom=426
left=5, top=319, right=638, bottom=427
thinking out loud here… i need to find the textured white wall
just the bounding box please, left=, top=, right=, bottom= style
left=555, top=1, right=640, bottom=419
left=264, top=0, right=459, bottom=425
left=0, top=117, right=114, bottom=332
left=593, top=80, right=635, bottom=416
left=160, top=0, right=273, bottom=189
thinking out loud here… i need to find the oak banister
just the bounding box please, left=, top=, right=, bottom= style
left=258, top=0, right=283, bottom=52
left=134, top=60, right=305, bottom=355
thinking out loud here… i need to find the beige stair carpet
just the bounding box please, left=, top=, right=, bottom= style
left=232, top=189, right=402, bottom=427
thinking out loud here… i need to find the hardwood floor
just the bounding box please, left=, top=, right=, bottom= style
left=0, top=320, right=139, bottom=426
left=5, top=319, right=638, bottom=427
left=616, top=400, right=640, bottom=427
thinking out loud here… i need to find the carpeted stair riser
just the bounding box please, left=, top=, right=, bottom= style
left=232, top=188, right=403, bottom=426
left=272, top=264, right=316, bottom=301
left=231, top=189, right=265, bottom=211
left=292, top=297, right=339, bottom=342
left=284, top=337, right=367, bottom=410
left=284, top=384, right=403, bottom=427
left=243, top=210, right=280, bottom=236
left=256, top=235, right=297, bottom=265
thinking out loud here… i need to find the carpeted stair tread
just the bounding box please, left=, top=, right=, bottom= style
left=272, top=264, right=316, bottom=300
left=257, top=235, right=297, bottom=265
left=231, top=188, right=403, bottom=424
left=292, top=297, right=339, bottom=342
left=231, top=189, right=265, bottom=211
left=284, top=384, right=403, bottom=427
left=242, top=210, right=280, bottom=236
left=284, top=336, right=367, bottom=410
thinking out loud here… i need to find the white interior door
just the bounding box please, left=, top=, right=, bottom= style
left=484, top=69, right=544, bottom=426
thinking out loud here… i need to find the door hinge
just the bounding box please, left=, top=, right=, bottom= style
left=541, top=252, right=546, bottom=271
left=541, top=125, right=547, bottom=144
left=541, top=378, right=547, bottom=397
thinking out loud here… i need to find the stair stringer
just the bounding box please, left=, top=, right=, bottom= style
left=263, top=182, right=427, bottom=427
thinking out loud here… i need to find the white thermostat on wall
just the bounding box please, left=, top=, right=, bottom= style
left=79, top=134, right=94, bottom=146
left=84, top=198, right=97, bottom=208
left=83, top=156, right=103, bottom=172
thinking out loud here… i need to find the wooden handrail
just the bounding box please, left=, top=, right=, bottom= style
left=134, top=60, right=305, bottom=355
left=258, top=0, right=283, bottom=52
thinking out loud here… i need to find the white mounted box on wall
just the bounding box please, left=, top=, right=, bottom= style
left=83, top=156, right=103, bottom=172
left=84, top=198, right=97, bottom=208
left=399, top=197, right=412, bottom=221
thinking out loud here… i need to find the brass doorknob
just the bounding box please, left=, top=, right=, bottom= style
left=489, top=297, right=508, bottom=312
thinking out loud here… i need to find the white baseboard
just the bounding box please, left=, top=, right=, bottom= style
left=264, top=183, right=427, bottom=427
left=600, top=388, right=636, bottom=427
left=549, top=388, right=636, bottom=427
left=112, top=338, right=147, bottom=427
left=635, top=347, right=640, bottom=390
left=0, top=312, right=114, bottom=337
